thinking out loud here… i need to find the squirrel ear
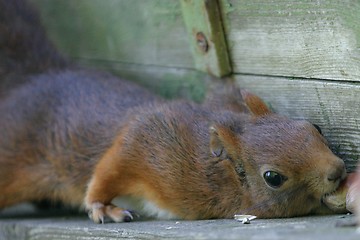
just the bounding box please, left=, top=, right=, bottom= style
left=240, top=89, right=272, bottom=116
left=209, top=125, right=240, bottom=158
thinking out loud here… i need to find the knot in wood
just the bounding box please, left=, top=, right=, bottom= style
left=196, top=32, right=209, bottom=53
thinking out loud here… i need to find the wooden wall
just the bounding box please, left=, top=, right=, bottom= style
left=220, top=0, right=360, bottom=170
left=31, top=0, right=360, bottom=171
left=31, top=0, right=207, bottom=102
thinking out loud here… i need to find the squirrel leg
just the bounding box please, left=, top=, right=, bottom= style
left=85, top=171, right=136, bottom=223
left=84, top=135, right=138, bottom=223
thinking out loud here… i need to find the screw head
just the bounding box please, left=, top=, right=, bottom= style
left=196, top=32, right=209, bottom=53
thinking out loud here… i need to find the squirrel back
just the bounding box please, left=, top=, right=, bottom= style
left=0, top=0, right=67, bottom=97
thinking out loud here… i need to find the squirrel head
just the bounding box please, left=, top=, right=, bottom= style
left=208, top=91, right=346, bottom=218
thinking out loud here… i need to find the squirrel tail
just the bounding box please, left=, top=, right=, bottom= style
left=0, top=0, right=67, bottom=77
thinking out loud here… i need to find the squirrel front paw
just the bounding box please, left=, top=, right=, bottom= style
left=87, top=202, right=135, bottom=223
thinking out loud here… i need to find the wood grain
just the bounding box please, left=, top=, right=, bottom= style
left=28, top=0, right=359, bottom=170
left=233, top=74, right=360, bottom=171
left=0, top=216, right=357, bottom=240
left=30, top=0, right=194, bottom=68
left=220, top=0, right=360, bottom=81
left=76, top=58, right=360, bottom=171
left=76, top=59, right=208, bottom=103
left=181, top=0, right=232, bottom=77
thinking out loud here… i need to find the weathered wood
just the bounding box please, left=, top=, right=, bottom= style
left=220, top=0, right=360, bottom=81
left=30, top=0, right=193, bottom=68
left=0, top=212, right=357, bottom=240
left=77, top=58, right=360, bottom=171
left=233, top=74, right=360, bottom=171
left=181, top=0, right=232, bottom=77
left=76, top=59, right=208, bottom=103
left=27, top=0, right=359, bottom=170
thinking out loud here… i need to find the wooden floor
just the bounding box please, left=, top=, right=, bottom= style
left=0, top=204, right=359, bottom=240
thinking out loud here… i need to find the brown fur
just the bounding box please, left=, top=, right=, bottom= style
left=0, top=0, right=67, bottom=99
left=0, top=0, right=347, bottom=223
left=84, top=100, right=346, bottom=222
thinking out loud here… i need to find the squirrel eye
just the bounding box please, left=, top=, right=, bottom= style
left=263, top=171, right=286, bottom=188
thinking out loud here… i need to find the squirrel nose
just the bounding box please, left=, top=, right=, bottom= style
left=327, top=161, right=346, bottom=182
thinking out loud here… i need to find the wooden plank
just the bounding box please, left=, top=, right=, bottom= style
left=76, top=59, right=208, bottom=103
left=220, top=0, right=360, bottom=81
left=181, top=0, right=232, bottom=77
left=0, top=214, right=357, bottom=240
left=233, top=74, right=360, bottom=171
left=58, top=56, right=360, bottom=171
left=30, top=0, right=194, bottom=68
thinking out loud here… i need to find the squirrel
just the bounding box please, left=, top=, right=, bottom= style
left=0, top=0, right=347, bottom=223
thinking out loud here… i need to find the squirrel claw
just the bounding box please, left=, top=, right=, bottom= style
left=88, top=202, right=106, bottom=224
left=87, top=202, right=136, bottom=223
left=122, top=210, right=134, bottom=222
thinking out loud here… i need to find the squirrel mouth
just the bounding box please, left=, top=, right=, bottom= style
left=322, top=170, right=347, bottom=202
left=322, top=189, right=338, bottom=201
left=321, top=179, right=347, bottom=211
left=322, top=183, right=341, bottom=200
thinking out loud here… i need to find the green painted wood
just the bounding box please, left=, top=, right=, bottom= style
left=30, top=0, right=194, bottom=68
left=181, top=0, right=232, bottom=77
left=76, top=59, right=208, bottom=103
left=233, top=74, right=360, bottom=171
left=220, top=0, right=360, bottom=81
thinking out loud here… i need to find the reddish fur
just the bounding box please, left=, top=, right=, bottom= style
left=240, top=89, right=272, bottom=116
left=0, top=0, right=348, bottom=223
left=87, top=119, right=246, bottom=219
left=84, top=100, right=346, bottom=221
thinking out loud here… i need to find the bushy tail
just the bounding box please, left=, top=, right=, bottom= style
left=0, top=0, right=67, bottom=77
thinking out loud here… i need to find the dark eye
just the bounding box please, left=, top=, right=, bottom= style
left=312, top=124, right=323, bottom=135
left=263, top=171, right=286, bottom=188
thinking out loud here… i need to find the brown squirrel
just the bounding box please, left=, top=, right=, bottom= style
left=0, top=0, right=347, bottom=223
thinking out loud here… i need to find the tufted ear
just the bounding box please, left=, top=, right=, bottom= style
left=240, top=89, right=271, bottom=116
left=209, top=124, right=241, bottom=159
